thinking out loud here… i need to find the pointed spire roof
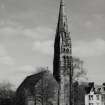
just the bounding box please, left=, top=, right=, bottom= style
left=60, top=0, right=65, bottom=15
left=56, top=0, right=68, bottom=33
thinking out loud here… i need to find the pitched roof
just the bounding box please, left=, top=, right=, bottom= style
left=16, top=71, right=49, bottom=93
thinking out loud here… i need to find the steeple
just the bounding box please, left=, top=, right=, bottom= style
left=53, top=0, right=71, bottom=83
left=53, top=0, right=73, bottom=105
left=57, top=0, right=68, bottom=34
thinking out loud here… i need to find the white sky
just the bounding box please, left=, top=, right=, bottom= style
left=0, top=0, right=105, bottom=88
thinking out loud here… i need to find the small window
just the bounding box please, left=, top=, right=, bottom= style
left=66, top=48, right=69, bottom=53
left=96, top=95, right=99, bottom=100
left=89, top=95, right=93, bottom=100
left=63, top=56, right=66, bottom=60
left=103, top=87, right=105, bottom=91
left=66, top=56, right=69, bottom=59
left=89, top=103, right=94, bottom=105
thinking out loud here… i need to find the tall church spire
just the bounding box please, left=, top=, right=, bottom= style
left=57, top=0, right=68, bottom=33
left=53, top=0, right=73, bottom=105
left=57, top=0, right=67, bottom=31
left=53, top=0, right=71, bottom=83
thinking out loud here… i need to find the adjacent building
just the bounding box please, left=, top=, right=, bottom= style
left=15, top=71, right=58, bottom=105
left=85, top=83, right=105, bottom=105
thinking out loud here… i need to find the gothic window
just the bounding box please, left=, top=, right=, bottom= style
left=63, top=56, right=66, bottom=60
left=66, top=56, right=69, bottom=60
left=69, top=49, right=71, bottom=53
left=66, top=48, right=69, bottom=53
left=63, top=48, right=65, bottom=53
left=63, top=56, right=66, bottom=66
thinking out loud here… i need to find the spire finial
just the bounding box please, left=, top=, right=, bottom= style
left=59, top=0, right=65, bottom=18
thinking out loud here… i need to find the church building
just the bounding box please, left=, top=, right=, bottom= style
left=53, top=0, right=73, bottom=105
left=15, top=0, right=73, bottom=105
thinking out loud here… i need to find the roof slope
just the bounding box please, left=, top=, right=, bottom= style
left=16, top=71, right=48, bottom=93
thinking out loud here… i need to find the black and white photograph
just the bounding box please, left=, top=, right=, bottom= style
left=0, top=0, right=105, bottom=105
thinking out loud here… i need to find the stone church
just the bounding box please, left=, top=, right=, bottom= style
left=53, top=0, right=73, bottom=105
left=15, top=0, right=74, bottom=105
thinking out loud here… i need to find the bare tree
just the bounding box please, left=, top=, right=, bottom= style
left=0, top=82, right=15, bottom=98
left=73, top=57, right=87, bottom=82
left=0, top=82, right=15, bottom=105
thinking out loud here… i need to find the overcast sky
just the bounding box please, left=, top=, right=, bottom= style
left=0, top=0, right=105, bottom=89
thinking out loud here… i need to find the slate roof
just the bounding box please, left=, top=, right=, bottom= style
left=16, top=70, right=49, bottom=94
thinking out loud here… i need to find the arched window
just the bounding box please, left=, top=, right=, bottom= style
left=64, top=48, right=65, bottom=52
left=63, top=56, right=66, bottom=60
left=66, top=56, right=69, bottom=59
left=66, top=48, right=69, bottom=53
